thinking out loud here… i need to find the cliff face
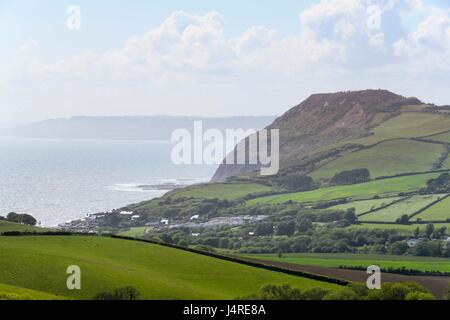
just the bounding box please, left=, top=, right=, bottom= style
left=211, top=89, right=422, bottom=182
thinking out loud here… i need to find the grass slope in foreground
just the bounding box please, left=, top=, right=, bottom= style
left=0, top=283, right=64, bottom=300
left=0, top=236, right=341, bottom=300
left=248, top=173, right=441, bottom=205
left=245, top=253, right=450, bottom=273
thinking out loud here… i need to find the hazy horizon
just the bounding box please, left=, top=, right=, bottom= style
left=1, top=0, right=449, bottom=122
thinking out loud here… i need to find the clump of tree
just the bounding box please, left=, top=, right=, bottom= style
left=312, top=199, right=348, bottom=209
left=277, top=174, right=317, bottom=191
left=426, top=172, right=450, bottom=193
left=395, top=214, right=410, bottom=224
left=238, top=282, right=435, bottom=300
left=1, top=212, right=37, bottom=226
left=330, top=169, right=370, bottom=185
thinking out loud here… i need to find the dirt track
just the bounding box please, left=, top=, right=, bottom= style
left=242, top=257, right=450, bottom=298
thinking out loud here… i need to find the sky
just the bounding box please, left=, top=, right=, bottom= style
left=0, top=0, right=449, bottom=122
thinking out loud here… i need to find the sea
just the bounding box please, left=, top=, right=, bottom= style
left=0, top=138, right=217, bottom=226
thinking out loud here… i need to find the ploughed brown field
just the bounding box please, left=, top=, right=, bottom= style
left=241, top=257, right=450, bottom=298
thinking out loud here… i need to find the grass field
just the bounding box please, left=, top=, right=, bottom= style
left=349, top=223, right=450, bottom=234
left=351, top=112, right=450, bottom=146
left=169, top=183, right=274, bottom=200
left=245, top=253, right=450, bottom=273
left=117, top=227, right=149, bottom=237
left=0, top=221, right=47, bottom=234
left=0, top=236, right=341, bottom=300
left=247, top=173, right=440, bottom=205
left=444, top=154, right=450, bottom=170
left=311, top=139, right=443, bottom=181
left=0, top=283, right=65, bottom=300
left=428, top=131, right=450, bottom=143
left=412, top=196, right=450, bottom=222
left=329, top=197, right=404, bottom=216
left=359, top=194, right=446, bottom=223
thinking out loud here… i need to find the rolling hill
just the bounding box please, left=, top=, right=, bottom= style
left=123, top=90, right=450, bottom=234
left=310, top=139, right=445, bottom=181
left=1, top=115, right=275, bottom=141
left=212, top=90, right=428, bottom=182
left=0, top=236, right=341, bottom=300
left=247, top=173, right=441, bottom=205
left=22, top=89, right=450, bottom=300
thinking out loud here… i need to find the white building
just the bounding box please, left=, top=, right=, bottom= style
left=120, top=211, right=133, bottom=216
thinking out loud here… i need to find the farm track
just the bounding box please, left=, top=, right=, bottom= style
left=240, top=257, right=450, bottom=298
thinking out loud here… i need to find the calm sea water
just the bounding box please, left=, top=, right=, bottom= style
left=0, top=138, right=216, bottom=226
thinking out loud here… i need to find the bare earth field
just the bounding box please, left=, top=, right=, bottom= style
left=240, top=257, right=450, bottom=298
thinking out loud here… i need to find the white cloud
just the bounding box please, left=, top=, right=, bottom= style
left=1, top=1, right=449, bottom=121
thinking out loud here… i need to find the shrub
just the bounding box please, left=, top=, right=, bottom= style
left=301, top=287, right=330, bottom=300
left=279, top=174, right=316, bottom=191
left=330, top=169, right=370, bottom=185
left=388, top=241, right=409, bottom=255
left=93, top=287, right=140, bottom=300
left=405, top=291, right=435, bottom=300
left=367, top=282, right=433, bottom=300
left=0, top=292, right=31, bottom=300
left=237, top=284, right=303, bottom=300
left=323, top=288, right=359, bottom=300
left=276, top=221, right=296, bottom=236
left=237, top=282, right=434, bottom=301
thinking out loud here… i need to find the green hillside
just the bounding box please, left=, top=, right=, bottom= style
left=444, top=155, right=450, bottom=169
left=311, top=139, right=444, bottom=181
left=169, top=183, right=274, bottom=200
left=428, top=131, right=450, bottom=144
left=0, top=220, right=46, bottom=234
left=329, top=197, right=404, bottom=216
left=0, top=236, right=341, bottom=300
left=248, top=173, right=440, bottom=205
left=359, top=194, right=445, bottom=223
left=245, top=253, right=450, bottom=273
left=350, top=112, right=450, bottom=146
left=350, top=223, right=450, bottom=234
left=412, top=196, right=450, bottom=222
left=0, top=283, right=65, bottom=300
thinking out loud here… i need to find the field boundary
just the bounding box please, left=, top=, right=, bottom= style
left=358, top=194, right=450, bottom=223
left=409, top=194, right=450, bottom=221
left=374, top=168, right=450, bottom=181
left=338, top=265, right=450, bottom=277
left=249, top=170, right=450, bottom=206
left=357, top=196, right=409, bottom=218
